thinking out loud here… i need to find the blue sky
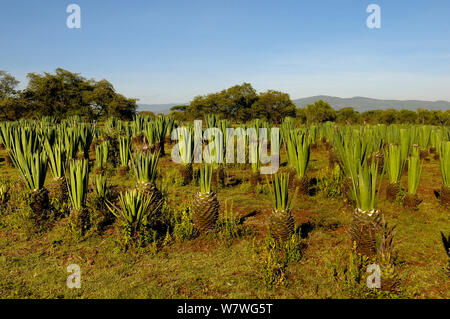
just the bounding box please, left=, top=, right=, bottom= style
left=1, top=0, right=450, bottom=104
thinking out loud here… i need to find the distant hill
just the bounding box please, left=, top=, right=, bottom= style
left=138, top=103, right=184, bottom=114
left=138, top=96, right=450, bottom=115
left=292, top=96, right=450, bottom=112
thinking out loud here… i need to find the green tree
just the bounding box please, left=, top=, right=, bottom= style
left=22, top=69, right=137, bottom=120
left=361, top=110, right=383, bottom=124
left=24, top=68, right=93, bottom=118
left=218, top=83, right=259, bottom=122
left=336, top=107, right=360, bottom=124
left=169, top=105, right=190, bottom=122
left=251, top=90, right=296, bottom=123
left=380, top=108, right=398, bottom=124
left=0, top=71, right=22, bottom=120
left=397, top=109, right=418, bottom=124
left=429, top=110, right=450, bottom=126
left=188, top=83, right=258, bottom=122
left=295, top=107, right=307, bottom=124
left=416, top=108, right=432, bottom=125
left=305, top=100, right=337, bottom=124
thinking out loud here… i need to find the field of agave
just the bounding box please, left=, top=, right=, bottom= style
left=0, top=115, right=449, bottom=298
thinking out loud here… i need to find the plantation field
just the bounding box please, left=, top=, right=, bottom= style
left=0, top=134, right=448, bottom=299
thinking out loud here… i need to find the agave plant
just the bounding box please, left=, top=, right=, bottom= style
left=44, top=139, right=68, bottom=204
left=118, top=136, right=131, bottom=176
left=287, top=130, right=311, bottom=195
left=9, top=129, right=49, bottom=217
left=77, top=124, right=94, bottom=159
left=67, top=159, right=90, bottom=237
left=133, top=151, right=159, bottom=185
left=107, top=189, right=160, bottom=246
left=94, top=141, right=108, bottom=174
left=192, top=164, right=219, bottom=233
left=438, top=141, right=450, bottom=207
left=154, top=116, right=170, bottom=156
left=384, top=143, right=407, bottom=201
left=93, top=174, right=108, bottom=199
left=133, top=151, right=164, bottom=215
left=418, top=126, right=432, bottom=156
left=404, top=145, right=423, bottom=209
left=143, top=122, right=157, bottom=153
left=0, top=122, right=14, bottom=151
left=335, top=134, right=383, bottom=257
left=267, top=173, right=295, bottom=242
left=8, top=127, right=40, bottom=166
left=62, top=127, right=80, bottom=160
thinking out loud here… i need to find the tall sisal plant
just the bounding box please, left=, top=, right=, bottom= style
left=192, top=164, right=219, bottom=233
left=44, top=139, right=69, bottom=204
left=133, top=151, right=164, bottom=215
left=118, top=136, right=131, bottom=175
left=287, top=130, right=310, bottom=194
left=68, top=159, right=89, bottom=211
left=267, top=173, right=295, bottom=242
left=9, top=127, right=50, bottom=218
left=404, top=145, right=423, bottom=209
left=94, top=141, right=109, bottom=174
left=384, top=143, right=407, bottom=201
left=67, top=159, right=90, bottom=237
left=336, top=133, right=383, bottom=257
left=107, top=190, right=155, bottom=247
left=133, top=151, right=159, bottom=185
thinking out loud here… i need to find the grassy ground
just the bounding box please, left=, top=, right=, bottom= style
left=0, top=144, right=449, bottom=299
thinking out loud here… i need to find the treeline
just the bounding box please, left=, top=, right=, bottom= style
left=170, top=83, right=296, bottom=124
left=295, top=100, right=450, bottom=126
left=0, top=69, right=137, bottom=121
left=1, top=71, right=448, bottom=125
left=171, top=83, right=449, bottom=126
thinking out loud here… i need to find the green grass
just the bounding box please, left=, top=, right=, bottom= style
left=0, top=145, right=449, bottom=299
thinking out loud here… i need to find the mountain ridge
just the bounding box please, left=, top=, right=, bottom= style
left=292, top=96, right=450, bottom=112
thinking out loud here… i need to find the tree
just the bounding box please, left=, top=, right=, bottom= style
left=397, top=109, right=418, bottom=124
left=305, top=100, right=337, bottom=124
left=24, top=68, right=93, bottom=118
left=417, top=108, right=432, bottom=125
left=429, top=110, right=450, bottom=126
left=85, top=79, right=116, bottom=118
left=218, top=83, right=258, bottom=122
left=336, top=107, right=360, bottom=124
left=188, top=83, right=258, bottom=122
left=0, top=71, right=21, bottom=120
left=295, top=108, right=307, bottom=124
left=21, top=68, right=137, bottom=120
left=250, top=90, right=296, bottom=124
left=169, top=105, right=190, bottom=122
left=361, top=110, right=383, bottom=124
left=380, top=108, right=398, bottom=124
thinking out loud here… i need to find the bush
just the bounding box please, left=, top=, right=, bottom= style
left=172, top=205, right=196, bottom=242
